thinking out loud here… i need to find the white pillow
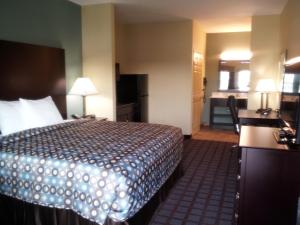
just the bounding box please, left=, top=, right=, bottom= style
left=20, top=96, right=63, bottom=129
left=0, top=100, right=26, bottom=136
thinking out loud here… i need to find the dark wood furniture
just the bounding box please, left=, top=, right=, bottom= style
left=210, top=96, right=247, bottom=128
left=280, top=94, right=297, bottom=124
left=280, top=60, right=300, bottom=126
left=238, top=109, right=281, bottom=127
left=236, top=126, right=300, bottom=225
left=117, top=103, right=135, bottom=122
left=116, top=65, right=148, bottom=122
left=0, top=40, right=66, bottom=118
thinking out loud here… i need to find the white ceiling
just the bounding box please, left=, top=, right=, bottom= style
left=69, top=0, right=288, bottom=33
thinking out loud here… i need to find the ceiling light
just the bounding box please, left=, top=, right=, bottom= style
left=220, top=51, right=252, bottom=61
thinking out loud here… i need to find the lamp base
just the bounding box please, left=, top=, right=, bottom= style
left=256, top=108, right=272, bottom=115
left=83, top=114, right=96, bottom=119
left=256, top=108, right=265, bottom=114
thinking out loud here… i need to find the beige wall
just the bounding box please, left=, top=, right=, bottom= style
left=248, top=0, right=300, bottom=110
left=281, top=0, right=300, bottom=60
left=115, top=19, right=126, bottom=69
left=203, top=32, right=251, bottom=125
left=248, top=15, right=281, bottom=110
left=118, top=21, right=194, bottom=134
left=81, top=4, right=116, bottom=120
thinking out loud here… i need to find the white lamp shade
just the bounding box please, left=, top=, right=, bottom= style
left=69, top=77, right=98, bottom=96
left=255, top=79, right=277, bottom=93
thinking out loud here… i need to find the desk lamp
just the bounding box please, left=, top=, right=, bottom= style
left=69, top=77, right=98, bottom=116
left=255, top=79, right=276, bottom=113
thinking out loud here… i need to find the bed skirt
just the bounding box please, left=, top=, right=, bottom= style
left=0, top=163, right=183, bottom=225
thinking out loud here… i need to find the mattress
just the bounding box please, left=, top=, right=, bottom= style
left=0, top=120, right=183, bottom=225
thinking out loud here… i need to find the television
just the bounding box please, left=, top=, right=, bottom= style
left=116, top=75, right=138, bottom=104
left=280, top=61, right=300, bottom=145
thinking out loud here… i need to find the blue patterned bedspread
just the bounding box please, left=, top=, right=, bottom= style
left=0, top=120, right=183, bottom=224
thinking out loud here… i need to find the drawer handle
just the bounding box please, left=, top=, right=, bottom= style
left=236, top=192, right=240, bottom=200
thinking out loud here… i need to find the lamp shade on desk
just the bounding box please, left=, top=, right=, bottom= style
left=255, top=79, right=276, bottom=93
left=256, top=79, right=277, bottom=110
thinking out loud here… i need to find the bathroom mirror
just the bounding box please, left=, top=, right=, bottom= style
left=218, top=60, right=251, bottom=92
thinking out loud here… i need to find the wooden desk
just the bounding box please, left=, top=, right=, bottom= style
left=236, top=126, right=300, bottom=225
left=238, top=109, right=280, bottom=127
left=239, top=126, right=288, bottom=150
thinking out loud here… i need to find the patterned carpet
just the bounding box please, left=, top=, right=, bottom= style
left=149, top=140, right=238, bottom=225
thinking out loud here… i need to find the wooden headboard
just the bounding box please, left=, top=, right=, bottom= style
left=0, top=40, right=67, bottom=118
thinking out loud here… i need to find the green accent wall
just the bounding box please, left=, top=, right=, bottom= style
left=0, top=0, right=82, bottom=116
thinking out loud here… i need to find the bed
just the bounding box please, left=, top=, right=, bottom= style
left=0, top=40, right=183, bottom=225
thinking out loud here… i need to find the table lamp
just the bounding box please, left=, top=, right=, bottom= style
left=255, top=78, right=276, bottom=113
left=69, top=77, right=98, bottom=116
